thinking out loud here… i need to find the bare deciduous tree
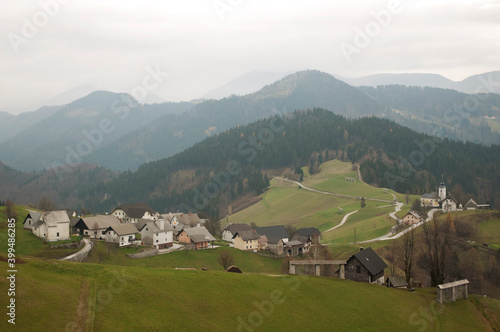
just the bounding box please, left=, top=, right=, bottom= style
left=5, top=199, right=16, bottom=219
left=400, top=228, right=415, bottom=286
left=421, top=218, right=449, bottom=286
left=217, top=250, right=234, bottom=270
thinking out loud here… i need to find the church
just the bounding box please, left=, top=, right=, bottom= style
left=420, top=176, right=459, bottom=212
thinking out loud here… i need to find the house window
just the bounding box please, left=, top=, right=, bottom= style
left=356, top=266, right=361, bottom=274
left=156, top=240, right=158, bottom=243
left=57, top=232, right=59, bottom=237
left=102, top=231, right=105, bottom=235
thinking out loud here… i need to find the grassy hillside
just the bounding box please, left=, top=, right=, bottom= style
left=83, top=242, right=282, bottom=274
left=226, top=160, right=406, bottom=243
left=0, top=206, right=81, bottom=259
left=1, top=258, right=498, bottom=331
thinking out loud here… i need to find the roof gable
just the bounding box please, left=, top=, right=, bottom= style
left=224, top=223, right=253, bottom=235
left=349, top=247, right=388, bottom=276
left=107, top=223, right=139, bottom=236
left=42, top=210, right=70, bottom=226
left=233, top=230, right=259, bottom=241
left=255, top=225, right=288, bottom=240
left=80, top=215, right=121, bottom=229
left=296, top=227, right=320, bottom=237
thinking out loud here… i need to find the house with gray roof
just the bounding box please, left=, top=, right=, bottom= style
left=178, top=226, right=215, bottom=249
left=232, top=229, right=259, bottom=251
left=255, top=225, right=289, bottom=255
left=222, top=223, right=254, bottom=243
left=104, top=223, right=139, bottom=247
left=111, top=203, right=158, bottom=223
left=137, top=219, right=174, bottom=249
left=345, top=247, right=388, bottom=284
left=74, top=215, right=121, bottom=239
left=30, top=210, right=70, bottom=242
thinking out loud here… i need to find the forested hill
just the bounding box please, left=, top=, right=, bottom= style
left=359, top=85, right=500, bottom=145
left=83, top=108, right=500, bottom=215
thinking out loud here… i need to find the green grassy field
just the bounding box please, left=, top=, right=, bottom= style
left=84, top=241, right=283, bottom=274
left=1, top=258, right=498, bottom=331
left=227, top=160, right=409, bottom=244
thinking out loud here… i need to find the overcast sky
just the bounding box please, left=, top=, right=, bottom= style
left=1, top=0, right=499, bottom=114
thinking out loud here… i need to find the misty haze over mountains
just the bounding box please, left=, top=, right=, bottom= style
left=0, top=69, right=499, bottom=173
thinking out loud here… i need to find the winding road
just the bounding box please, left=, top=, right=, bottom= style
left=275, top=177, right=439, bottom=243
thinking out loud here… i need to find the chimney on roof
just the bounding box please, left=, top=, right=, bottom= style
left=189, top=212, right=191, bottom=216
left=359, top=247, right=364, bottom=251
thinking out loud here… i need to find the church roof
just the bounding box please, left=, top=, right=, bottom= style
left=421, top=192, right=439, bottom=199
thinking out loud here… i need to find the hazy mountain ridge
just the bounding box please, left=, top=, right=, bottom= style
left=0, top=91, right=194, bottom=171
left=340, top=71, right=500, bottom=94
left=2, top=69, right=500, bottom=173
left=83, top=70, right=385, bottom=171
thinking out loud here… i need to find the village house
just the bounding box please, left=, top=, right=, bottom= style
left=345, top=247, right=387, bottom=284
left=295, top=227, right=321, bottom=243
left=232, top=229, right=259, bottom=251
left=402, top=211, right=423, bottom=226
left=222, top=223, right=254, bottom=243
left=74, top=215, right=121, bottom=239
left=291, top=227, right=321, bottom=253
left=255, top=225, right=289, bottom=255
left=442, top=195, right=459, bottom=213
left=111, top=203, right=158, bottom=223
left=420, top=192, right=440, bottom=208
left=163, top=212, right=204, bottom=227
left=104, top=223, right=139, bottom=247
left=178, top=226, right=215, bottom=249
left=137, top=219, right=174, bottom=249
left=30, top=210, right=70, bottom=242
left=464, top=198, right=490, bottom=210
left=23, top=211, right=41, bottom=230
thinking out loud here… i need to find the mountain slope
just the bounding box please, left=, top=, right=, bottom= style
left=340, top=70, right=500, bottom=94
left=359, top=85, right=500, bottom=145
left=81, top=108, right=500, bottom=215
left=0, top=91, right=193, bottom=171
left=85, top=70, right=385, bottom=171
left=201, top=71, right=290, bottom=99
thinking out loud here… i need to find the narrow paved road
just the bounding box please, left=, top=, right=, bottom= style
left=357, top=208, right=440, bottom=243
left=275, top=177, right=395, bottom=203
left=324, top=210, right=359, bottom=232
left=60, top=238, right=93, bottom=261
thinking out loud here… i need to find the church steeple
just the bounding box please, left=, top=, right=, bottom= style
left=438, top=174, right=446, bottom=202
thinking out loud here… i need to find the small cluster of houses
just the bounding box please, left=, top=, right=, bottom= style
left=23, top=203, right=215, bottom=249
left=420, top=176, right=489, bottom=213
left=22, top=202, right=321, bottom=258
left=397, top=177, right=490, bottom=226
left=222, top=223, right=321, bottom=256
